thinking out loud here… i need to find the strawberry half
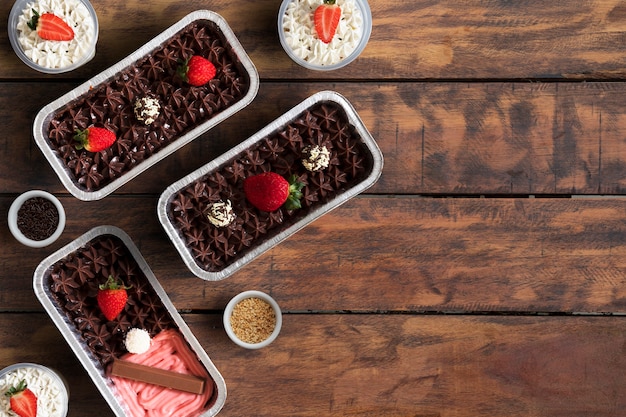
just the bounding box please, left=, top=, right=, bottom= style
left=74, top=126, right=117, bottom=153
left=5, top=380, right=37, bottom=417
left=314, top=0, right=341, bottom=43
left=97, top=276, right=131, bottom=321
left=27, top=9, right=74, bottom=41
left=177, top=55, right=216, bottom=86
left=244, top=172, right=304, bottom=212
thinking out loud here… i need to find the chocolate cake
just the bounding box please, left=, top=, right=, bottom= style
left=35, top=227, right=226, bottom=416
left=37, top=12, right=257, bottom=198
left=162, top=96, right=380, bottom=278
left=46, top=234, right=181, bottom=368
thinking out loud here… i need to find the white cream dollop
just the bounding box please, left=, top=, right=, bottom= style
left=124, top=328, right=152, bottom=355
left=16, top=0, right=96, bottom=69
left=282, top=0, right=364, bottom=66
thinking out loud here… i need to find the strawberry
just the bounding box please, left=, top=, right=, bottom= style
left=243, top=173, right=303, bottom=212
left=314, top=0, right=341, bottom=43
left=5, top=380, right=37, bottom=417
left=74, top=126, right=117, bottom=153
left=177, top=55, right=216, bottom=86
left=27, top=9, right=74, bottom=41
left=97, top=275, right=131, bottom=321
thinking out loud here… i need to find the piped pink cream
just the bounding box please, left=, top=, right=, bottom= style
left=111, top=329, right=213, bottom=417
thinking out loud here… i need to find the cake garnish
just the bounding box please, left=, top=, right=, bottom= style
left=27, top=9, right=74, bottom=41
left=5, top=379, right=38, bottom=417
left=243, top=172, right=304, bottom=212
left=301, top=144, right=330, bottom=171
left=205, top=199, right=236, bottom=227
left=124, top=328, right=152, bottom=354
left=133, top=96, right=161, bottom=125
left=314, top=0, right=341, bottom=44
left=97, top=275, right=131, bottom=321
left=74, top=126, right=117, bottom=152
left=177, top=55, right=216, bottom=86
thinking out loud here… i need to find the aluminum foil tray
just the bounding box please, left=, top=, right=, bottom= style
left=158, top=90, right=384, bottom=280
left=33, top=10, right=259, bottom=201
left=33, top=226, right=227, bottom=417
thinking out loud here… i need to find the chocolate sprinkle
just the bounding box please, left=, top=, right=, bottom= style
left=17, top=197, right=59, bottom=241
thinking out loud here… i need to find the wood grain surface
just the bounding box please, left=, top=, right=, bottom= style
left=1, top=313, right=624, bottom=417
left=4, top=82, right=626, bottom=195
left=1, top=0, right=626, bottom=416
left=3, top=1, right=626, bottom=80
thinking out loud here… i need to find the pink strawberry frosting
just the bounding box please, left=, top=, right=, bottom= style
left=111, top=329, right=213, bottom=417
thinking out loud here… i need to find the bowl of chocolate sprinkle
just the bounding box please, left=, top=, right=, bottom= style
left=8, top=190, right=66, bottom=248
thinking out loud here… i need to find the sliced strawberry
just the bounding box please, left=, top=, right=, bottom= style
left=5, top=380, right=38, bottom=417
left=27, top=10, right=74, bottom=41
left=314, top=0, right=341, bottom=43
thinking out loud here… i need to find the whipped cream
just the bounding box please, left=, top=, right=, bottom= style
left=0, top=365, right=66, bottom=417
left=282, top=0, right=364, bottom=66
left=16, top=0, right=96, bottom=69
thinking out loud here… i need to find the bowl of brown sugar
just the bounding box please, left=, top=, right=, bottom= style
left=223, top=290, right=282, bottom=349
left=8, top=190, right=66, bottom=248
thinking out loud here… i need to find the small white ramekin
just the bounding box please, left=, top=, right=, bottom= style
left=7, top=0, right=99, bottom=74
left=223, top=290, right=283, bottom=349
left=8, top=190, right=66, bottom=248
left=0, top=363, right=69, bottom=417
left=278, top=0, right=372, bottom=71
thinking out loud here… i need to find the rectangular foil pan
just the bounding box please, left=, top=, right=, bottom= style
left=33, top=10, right=259, bottom=201
left=158, top=90, right=384, bottom=281
left=33, top=225, right=227, bottom=417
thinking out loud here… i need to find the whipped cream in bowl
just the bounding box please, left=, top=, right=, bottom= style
left=0, top=363, right=69, bottom=417
left=278, top=0, right=372, bottom=70
left=8, top=0, right=99, bottom=73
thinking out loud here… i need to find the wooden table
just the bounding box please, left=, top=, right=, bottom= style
left=2, top=1, right=626, bottom=415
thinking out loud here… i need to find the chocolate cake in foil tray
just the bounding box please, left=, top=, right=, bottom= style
left=34, top=225, right=227, bottom=417
left=33, top=10, right=258, bottom=201
left=158, top=91, right=384, bottom=281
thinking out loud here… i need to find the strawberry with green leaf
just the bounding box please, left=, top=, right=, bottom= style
left=5, top=380, right=37, bottom=417
left=27, top=9, right=74, bottom=41
left=244, top=173, right=303, bottom=212
left=97, top=276, right=131, bottom=321
left=314, top=0, right=341, bottom=43
left=178, top=55, right=216, bottom=86
left=74, top=126, right=117, bottom=153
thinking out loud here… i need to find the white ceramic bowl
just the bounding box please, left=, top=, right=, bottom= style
left=223, top=291, right=283, bottom=349
left=8, top=0, right=99, bottom=74
left=8, top=190, right=66, bottom=248
left=278, top=0, right=372, bottom=71
left=0, top=363, right=69, bottom=417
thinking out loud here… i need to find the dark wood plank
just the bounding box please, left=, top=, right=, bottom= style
left=0, top=313, right=624, bottom=417
left=3, top=195, right=626, bottom=313
left=2, top=1, right=626, bottom=80
left=4, top=82, right=626, bottom=196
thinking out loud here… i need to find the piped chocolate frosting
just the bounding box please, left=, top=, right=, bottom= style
left=167, top=101, right=373, bottom=273
left=45, top=20, right=250, bottom=192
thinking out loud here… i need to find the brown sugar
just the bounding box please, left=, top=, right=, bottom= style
left=230, top=297, right=276, bottom=344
